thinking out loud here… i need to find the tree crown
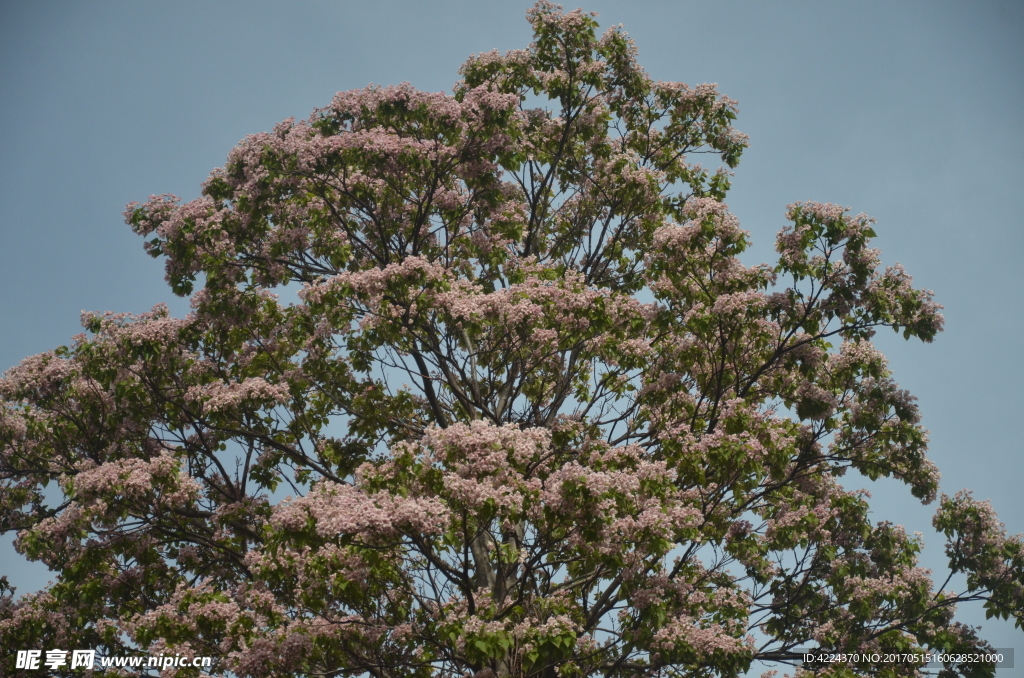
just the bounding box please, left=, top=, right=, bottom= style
left=1, top=3, right=1021, bottom=677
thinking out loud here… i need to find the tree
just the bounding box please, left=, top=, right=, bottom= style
left=1, top=2, right=1022, bottom=676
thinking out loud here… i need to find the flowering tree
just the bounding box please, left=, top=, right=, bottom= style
left=2, top=3, right=1022, bottom=677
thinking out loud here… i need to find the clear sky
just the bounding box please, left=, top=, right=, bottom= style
left=2, top=0, right=1022, bottom=668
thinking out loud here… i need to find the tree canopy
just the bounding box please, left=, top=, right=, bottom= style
left=2, top=3, right=1022, bottom=677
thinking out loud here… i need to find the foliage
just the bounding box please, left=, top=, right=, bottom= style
left=2, top=3, right=1021, bottom=677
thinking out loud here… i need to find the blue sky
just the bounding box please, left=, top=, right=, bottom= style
left=2, top=0, right=1022, bottom=668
